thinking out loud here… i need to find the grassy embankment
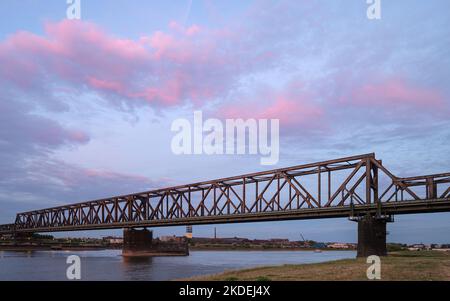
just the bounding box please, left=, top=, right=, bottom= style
left=186, top=251, right=450, bottom=281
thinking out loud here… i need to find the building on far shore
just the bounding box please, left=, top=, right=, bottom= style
left=160, top=235, right=186, bottom=243
left=102, top=236, right=123, bottom=244
left=327, top=242, right=356, bottom=249
left=408, top=244, right=424, bottom=251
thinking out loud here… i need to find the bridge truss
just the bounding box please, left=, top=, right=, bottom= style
left=1, top=153, right=450, bottom=234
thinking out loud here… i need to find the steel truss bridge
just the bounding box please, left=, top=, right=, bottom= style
left=1, top=153, right=450, bottom=234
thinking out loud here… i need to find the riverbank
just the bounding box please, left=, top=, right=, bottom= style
left=0, top=245, right=108, bottom=251
left=185, top=250, right=450, bottom=281
left=189, top=246, right=351, bottom=251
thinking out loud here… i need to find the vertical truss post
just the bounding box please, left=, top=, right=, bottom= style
left=373, top=163, right=381, bottom=217
left=200, top=189, right=205, bottom=216
left=277, top=175, right=280, bottom=210
left=188, top=187, right=192, bottom=217
left=365, top=157, right=372, bottom=204
left=242, top=178, right=246, bottom=213
left=213, top=185, right=217, bottom=215
left=114, top=199, right=118, bottom=222
left=101, top=202, right=105, bottom=223
left=318, top=165, right=321, bottom=207
left=373, top=164, right=379, bottom=202
left=78, top=205, right=82, bottom=225
left=128, top=197, right=133, bottom=222
left=426, top=177, right=437, bottom=199
left=327, top=169, right=331, bottom=203
left=255, top=181, right=259, bottom=212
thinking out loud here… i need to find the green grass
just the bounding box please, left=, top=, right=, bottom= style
left=183, top=250, right=450, bottom=281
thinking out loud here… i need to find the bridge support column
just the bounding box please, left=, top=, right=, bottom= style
left=356, top=215, right=391, bottom=257
left=122, top=228, right=189, bottom=257
left=123, top=228, right=153, bottom=252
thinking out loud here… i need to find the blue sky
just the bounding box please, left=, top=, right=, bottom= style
left=0, top=0, right=449, bottom=243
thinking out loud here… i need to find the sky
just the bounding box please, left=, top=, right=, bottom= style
left=0, top=0, right=449, bottom=244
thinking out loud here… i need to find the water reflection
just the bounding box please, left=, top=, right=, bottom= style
left=123, top=256, right=154, bottom=265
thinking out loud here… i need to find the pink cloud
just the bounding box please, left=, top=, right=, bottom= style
left=0, top=20, right=264, bottom=109
left=347, top=78, right=445, bottom=109
left=87, top=76, right=125, bottom=94
left=257, top=97, right=323, bottom=125
left=219, top=81, right=324, bottom=129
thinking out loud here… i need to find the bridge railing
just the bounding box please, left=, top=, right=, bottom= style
left=7, top=153, right=450, bottom=232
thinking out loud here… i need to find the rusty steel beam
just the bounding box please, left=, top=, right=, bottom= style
left=0, top=153, right=449, bottom=234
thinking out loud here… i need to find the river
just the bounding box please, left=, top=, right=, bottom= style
left=0, top=250, right=356, bottom=280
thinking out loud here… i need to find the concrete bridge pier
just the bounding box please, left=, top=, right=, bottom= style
left=123, top=228, right=154, bottom=252
left=355, top=214, right=393, bottom=257
left=122, top=228, right=189, bottom=257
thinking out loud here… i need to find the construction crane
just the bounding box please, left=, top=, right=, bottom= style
left=300, top=233, right=306, bottom=242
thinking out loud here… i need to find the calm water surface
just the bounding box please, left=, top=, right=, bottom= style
left=0, top=250, right=355, bottom=280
